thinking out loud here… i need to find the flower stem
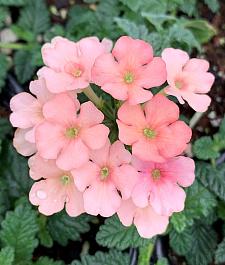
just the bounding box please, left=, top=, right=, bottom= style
left=0, top=42, right=29, bottom=50
left=83, top=85, right=103, bottom=108
left=138, top=241, right=155, bottom=265
left=189, top=112, right=204, bottom=128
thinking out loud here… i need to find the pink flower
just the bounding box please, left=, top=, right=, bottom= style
left=162, top=48, right=215, bottom=112
left=131, top=156, right=195, bottom=216
left=36, top=93, right=109, bottom=171
left=29, top=154, right=84, bottom=216
left=117, top=94, right=192, bottom=162
left=10, top=78, right=53, bottom=156
left=71, top=140, right=138, bottom=217
left=117, top=199, right=169, bottom=238
left=92, top=36, right=167, bottom=105
left=38, top=36, right=110, bottom=93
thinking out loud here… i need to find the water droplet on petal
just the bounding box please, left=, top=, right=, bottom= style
left=36, top=190, right=47, bottom=200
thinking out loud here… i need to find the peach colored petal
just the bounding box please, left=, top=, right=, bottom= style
left=83, top=181, right=121, bottom=217
left=117, top=120, right=141, bottom=145
left=13, top=128, right=36, bottom=156
left=128, top=85, right=153, bottom=105
left=112, top=36, right=153, bottom=65
left=183, top=58, right=209, bottom=72
left=109, top=140, right=131, bottom=166
left=56, top=139, right=89, bottom=170
left=131, top=176, right=151, bottom=208
left=117, top=199, right=136, bottom=226
left=89, top=139, right=110, bottom=166
left=29, top=78, right=52, bottom=104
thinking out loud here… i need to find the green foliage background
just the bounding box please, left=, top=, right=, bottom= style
left=0, top=0, right=224, bottom=264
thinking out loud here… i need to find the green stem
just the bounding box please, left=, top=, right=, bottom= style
left=0, top=42, right=29, bottom=50
left=83, top=85, right=103, bottom=108
left=138, top=241, right=155, bottom=265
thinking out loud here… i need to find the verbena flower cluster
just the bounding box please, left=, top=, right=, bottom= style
left=9, top=36, right=214, bottom=238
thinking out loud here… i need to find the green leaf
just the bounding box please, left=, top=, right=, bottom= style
left=170, top=212, right=188, bottom=233
left=204, top=0, right=219, bottom=12
left=215, top=237, right=225, bottom=264
left=184, top=19, right=217, bottom=44
left=48, top=212, right=91, bottom=246
left=35, top=257, right=64, bottom=265
left=0, top=54, right=8, bottom=92
left=218, top=116, right=225, bottom=135
left=142, top=12, right=176, bottom=31
left=0, top=247, right=14, bottom=265
left=37, top=215, right=53, bottom=248
left=96, top=215, right=152, bottom=250
left=184, top=180, right=217, bottom=222
left=0, top=204, right=38, bottom=263
left=18, top=0, right=50, bottom=35
left=186, top=223, right=217, bottom=265
left=196, top=162, right=225, bottom=201
left=14, top=50, right=36, bottom=84
left=0, top=118, right=11, bottom=139
left=155, top=257, right=169, bottom=265
left=180, top=0, right=197, bottom=16
left=0, top=141, right=32, bottom=198
left=170, top=227, right=193, bottom=255
left=0, top=0, right=26, bottom=6
left=71, top=250, right=130, bottom=265
left=0, top=7, right=8, bottom=29
left=193, top=136, right=220, bottom=160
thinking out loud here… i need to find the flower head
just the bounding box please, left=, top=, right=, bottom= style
left=92, top=36, right=167, bottom=105
left=117, top=94, right=192, bottom=162
left=36, top=93, right=109, bottom=170
left=10, top=78, right=53, bottom=156
left=71, top=140, right=138, bottom=217
left=29, top=154, right=84, bottom=216
left=117, top=199, right=169, bottom=238
left=38, top=36, right=110, bottom=93
left=131, top=156, right=195, bottom=215
left=162, top=48, right=215, bottom=112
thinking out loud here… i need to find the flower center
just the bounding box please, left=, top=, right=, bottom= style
left=100, top=166, right=110, bottom=181
left=124, top=72, right=134, bottom=84
left=73, top=69, right=82, bottom=78
left=151, top=169, right=161, bottom=180
left=61, top=175, right=71, bottom=185
left=143, top=128, right=157, bottom=139
left=65, top=127, right=79, bottom=138
left=175, top=80, right=183, bottom=89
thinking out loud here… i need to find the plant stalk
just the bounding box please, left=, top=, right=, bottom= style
left=0, top=42, right=29, bottom=50
left=138, top=241, right=155, bottom=265
left=82, top=85, right=103, bottom=108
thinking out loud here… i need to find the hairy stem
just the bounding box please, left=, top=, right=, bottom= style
left=0, top=42, right=29, bottom=50
left=189, top=112, right=204, bottom=129
left=83, top=86, right=103, bottom=108
left=138, top=241, right=155, bottom=265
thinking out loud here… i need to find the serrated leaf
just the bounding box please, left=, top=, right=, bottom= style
left=14, top=50, right=36, bottom=84
left=71, top=250, right=130, bottom=265
left=0, top=247, right=14, bottom=265
left=0, top=7, right=8, bottom=29
left=18, top=0, right=50, bottom=35
left=196, top=162, right=225, bottom=201
left=185, top=222, right=217, bottom=265
left=0, top=54, right=8, bottom=92
left=184, top=19, right=216, bottom=44
left=204, top=0, right=219, bottom=12
left=0, top=0, right=26, bottom=6
left=170, top=227, right=193, bottom=255
left=35, top=257, right=64, bottom=265
left=37, top=215, right=53, bottom=248
left=170, top=212, right=188, bottom=233
left=142, top=12, right=176, bottom=31
left=0, top=141, right=32, bottom=198
left=193, top=136, right=219, bottom=160
left=48, top=212, right=91, bottom=246
left=184, top=180, right=217, bottom=222
left=0, top=204, right=38, bottom=262
left=96, top=215, right=152, bottom=250
left=155, top=257, right=169, bottom=265
left=215, top=237, right=225, bottom=264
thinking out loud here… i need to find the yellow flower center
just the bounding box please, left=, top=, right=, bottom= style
left=100, top=166, right=110, bottom=181
left=61, top=175, right=71, bottom=185
left=143, top=128, right=157, bottom=139
left=151, top=169, right=161, bottom=180
left=124, top=72, right=134, bottom=84
left=65, top=127, right=79, bottom=138
left=175, top=81, right=182, bottom=89
left=73, top=69, right=82, bottom=78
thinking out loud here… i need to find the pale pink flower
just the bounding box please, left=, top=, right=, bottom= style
left=71, top=140, right=138, bottom=217
left=117, top=94, right=192, bottom=162
left=117, top=199, right=169, bottom=238
left=10, top=78, right=53, bottom=156
left=162, top=48, right=215, bottom=112
left=36, top=93, right=109, bottom=171
left=29, top=154, right=84, bottom=216
left=131, top=156, right=195, bottom=216
left=38, top=36, right=110, bottom=93
left=92, top=36, right=167, bottom=105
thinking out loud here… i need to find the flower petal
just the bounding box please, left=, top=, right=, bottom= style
left=109, top=140, right=131, bottom=166
left=181, top=92, right=211, bottom=112
left=13, top=128, right=36, bottom=156
left=183, top=58, right=209, bottom=72
left=128, top=85, right=153, bottom=105
left=117, top=120, right=141, bottom=145
left=117, top=199, right=136, bottom=226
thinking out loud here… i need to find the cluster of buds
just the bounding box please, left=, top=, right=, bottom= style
left=10, top=36, right=214, bottom=238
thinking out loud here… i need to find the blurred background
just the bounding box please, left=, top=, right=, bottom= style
left=0, top=1, right=225, bottom=265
